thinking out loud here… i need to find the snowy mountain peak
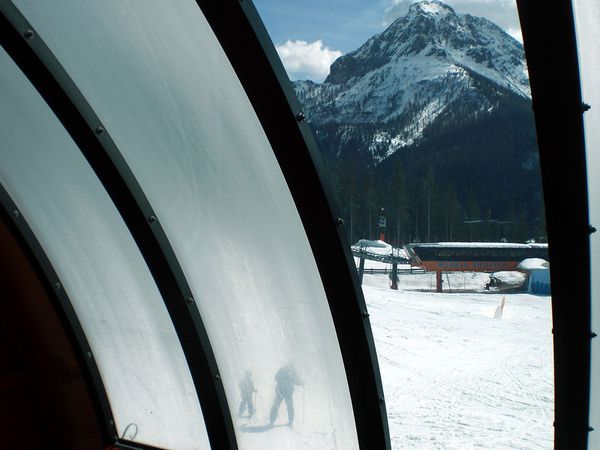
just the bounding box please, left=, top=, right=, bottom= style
left=324, top=0, right=527, bottom=92
left=293, top=0, right=532, bottom=164
left=407, top=1, right=456, bottom=19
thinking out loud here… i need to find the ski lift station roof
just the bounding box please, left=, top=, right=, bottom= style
left=1, top=0, right=600, bottom=449
left=0, top=1, right=387, bottom=449
left=410, top=242, right=548, bottom=249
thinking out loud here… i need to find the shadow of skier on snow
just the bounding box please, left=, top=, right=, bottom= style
left=240, top=362, right=304, bottom=433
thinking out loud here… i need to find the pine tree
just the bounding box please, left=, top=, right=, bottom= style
left=418, top=164, right=435, bottom=242
left=387, top=161, right=410, bottom=245
left=441, top=183, right=462, bottom=241
left=463, top=190, right=482, bottom=241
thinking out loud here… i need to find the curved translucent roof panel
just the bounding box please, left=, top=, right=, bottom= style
left=572, top=0, right=600, bottom=446
left=12, top=0, right=359, bottom=448
left=0, top=46, right=210, bottom=450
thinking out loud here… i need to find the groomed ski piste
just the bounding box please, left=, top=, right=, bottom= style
left=236, top=241, right=553, bottom=449
left=365, top=271, right=553, bottom=449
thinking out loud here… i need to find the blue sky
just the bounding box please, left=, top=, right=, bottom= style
left=254, top=0, right=387, bottom=55
left=253, top=0, right=521, bottom=82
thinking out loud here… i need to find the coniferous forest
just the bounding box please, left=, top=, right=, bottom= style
left=315, top=92, right=546, bottom=246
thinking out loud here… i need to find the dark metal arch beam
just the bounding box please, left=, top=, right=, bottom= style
left=516, top=1, right=591, bottom=449
left=0, top=4, right=237, bottom=449
left=111, top=439, right=171, bottom=450
left=0, top=184, right=118, bottom=443
left=193, top=1, right=391, bottom=448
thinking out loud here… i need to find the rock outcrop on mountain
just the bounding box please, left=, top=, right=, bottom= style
left=295, top=0, right=531, bottom=164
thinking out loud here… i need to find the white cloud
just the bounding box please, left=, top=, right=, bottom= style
left=506, top=27, right=523, bottom=43
left=383, top=0, right=412, bottom=25
left=276, top=40, right=342, bottom=82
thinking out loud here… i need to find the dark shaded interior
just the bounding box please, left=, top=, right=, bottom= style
left=0, top=214, right=105, bottom=450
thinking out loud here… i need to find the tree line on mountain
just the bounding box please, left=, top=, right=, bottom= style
left=315, top=91, right=547, bottom=246
left=331, top=158, right=545, bottom=246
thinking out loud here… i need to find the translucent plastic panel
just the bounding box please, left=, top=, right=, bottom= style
left=572, top=0, right=600, bottom=445
left=0, top=47, right=209, bottom=450
left=13, top=1, right=359, bottom=448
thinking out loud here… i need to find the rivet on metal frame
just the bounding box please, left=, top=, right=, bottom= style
left=95, top=126, right=105, bottom=135
left=23, top=29, right=34, bottom=40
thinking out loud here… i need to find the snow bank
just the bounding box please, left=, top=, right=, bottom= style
left=354, top=239, right=391, bottom=251
left=488, top=270, right=528, bottom=292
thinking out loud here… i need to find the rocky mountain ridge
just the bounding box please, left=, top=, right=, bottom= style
left=294, top=1, right=530, bottom=164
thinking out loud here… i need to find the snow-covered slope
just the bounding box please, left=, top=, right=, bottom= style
left=294, top=0, right=530, bottom=163
left=364, top=273, right=553, bottom=449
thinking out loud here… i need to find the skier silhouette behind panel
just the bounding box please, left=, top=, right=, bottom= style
left=239, top=369, right=256, bottom=417
left=269, top=362, right=303, bottom=426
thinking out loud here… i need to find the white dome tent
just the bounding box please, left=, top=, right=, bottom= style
left=517, top=258, right=551, bottom=295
